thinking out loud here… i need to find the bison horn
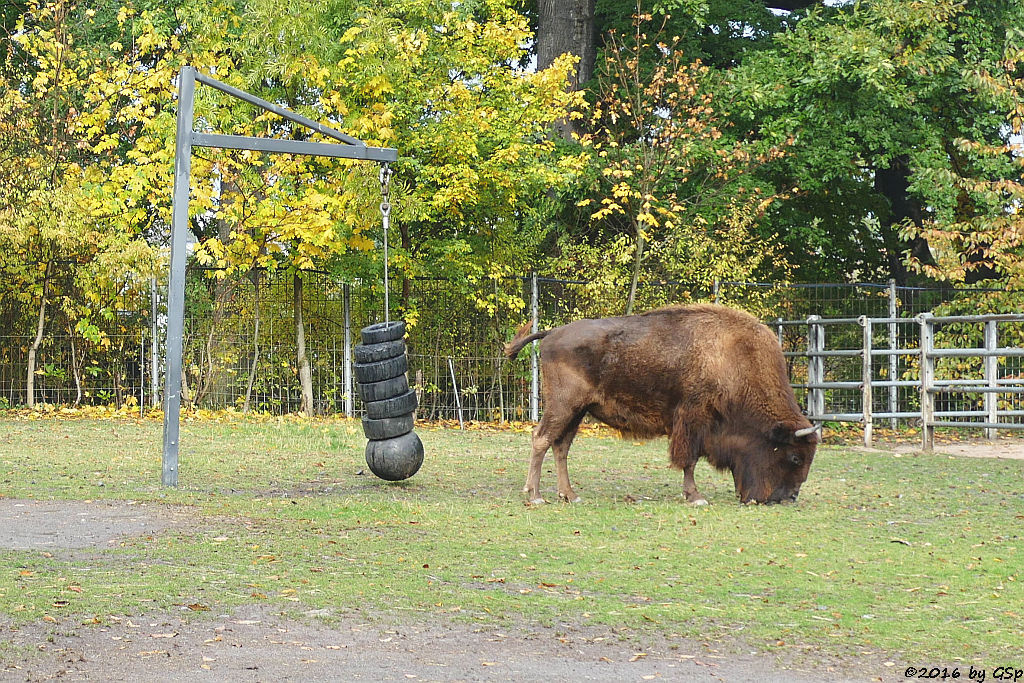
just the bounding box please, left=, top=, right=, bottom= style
left=793, top=425, right=818, bottom=438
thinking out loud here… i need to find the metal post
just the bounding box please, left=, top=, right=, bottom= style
left=343, top=283, right=353, bottom=418
left=530, top=272, right=539, bottom=422
left=139, top=333, right=145, bottom=418
left=984, top=320, right=998, bottom=440
left=919, top=313, right=935, bottom=452
left=161, top=66, right=196, bottom=487
left=888, top=279, right=898, bottom=429
left=150, top=276, right=160, bottom=409
left=860, top=316, right=873, bottom=447
left=805, top=317, right=817, bottom=417
left=713, top=278, right=720, bottom=304
left=807, top=316, right=825, bottom=420
left=448, top=357, right=464, bottom=429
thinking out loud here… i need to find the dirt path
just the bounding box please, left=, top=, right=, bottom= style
left=3, top=603, right=869, bottom=682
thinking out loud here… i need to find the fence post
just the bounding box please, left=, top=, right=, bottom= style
left=139, top=333, right=146, bottom=418
left=806, top=315, right=824, bottom=419
left=150, top=276, right=160, bottom=409
left=860, top=316, right=873, bottom=447
left=448, top=356, right=464, bottom=429
left=984, top=320, right=997, bottom=440
left=343, top=283, right=353, bottom=418
left=888, top=279, right=898, bottom=429
left=530, top=272, right=539, bottom=422
left=919, top=313, right=935, bottom=452
left=713, top=278, right=720, bottom=304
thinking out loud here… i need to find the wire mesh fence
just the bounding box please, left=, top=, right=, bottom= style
left=0, top=266, right=1014, bottom=436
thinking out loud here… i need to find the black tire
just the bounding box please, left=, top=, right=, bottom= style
left=354, top=340, right=405, bottom=364
left=354, top=354, right=408, bottom=384
left=361, top=320, right=406, bottom=345
left=365, top=431, right=423, bottom=481
left=362, top=413, right=415, bottom=440
left=365, top=388, right=418, bottom=419
left=357, top=374, right=410, bottom=403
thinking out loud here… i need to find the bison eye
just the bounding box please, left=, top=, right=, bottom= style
left=788, top=452, right=802, bottom=467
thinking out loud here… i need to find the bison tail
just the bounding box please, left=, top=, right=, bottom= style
left=504, top=322, right=550, bottom=359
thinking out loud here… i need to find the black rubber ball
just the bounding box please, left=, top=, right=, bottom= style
left=365, top=431, right=424, bottom=481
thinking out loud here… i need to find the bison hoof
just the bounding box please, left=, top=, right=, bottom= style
left=525, top=496, right=547, bottom=506
left=558, top=493, right=582, bottom=504
left=690, top=498, right=709, bottom=507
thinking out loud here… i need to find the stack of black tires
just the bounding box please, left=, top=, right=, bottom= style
left=355, top=321, right=423, bottom=481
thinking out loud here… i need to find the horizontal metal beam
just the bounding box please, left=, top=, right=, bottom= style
left=927, top=347, right=1024, bottom=358
left=793, top=381, right=863, bottom=390
left=928, top=385, right=1024, bottom=394
left=194, top=72, right=364, bottom=147
left=929, top=421, right=1024, bottom=430
left=192, top=133, right=398, bottom=161
left=920, top=313, right=1024, bottom=325
left=869, top=348, right=919, bottom=357
left=870, top=380, right=919, bottom=389
left=806, top=413, right=864, bottom=422
left=804, top=349, right=863, bottom=358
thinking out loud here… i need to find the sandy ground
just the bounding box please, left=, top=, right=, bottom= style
left=860, top=435, right=1024, bottom=459
left=4, top=439, right=1016, bottom=682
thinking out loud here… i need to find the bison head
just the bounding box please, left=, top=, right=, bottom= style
left=731, top=422, right=819, bottom=504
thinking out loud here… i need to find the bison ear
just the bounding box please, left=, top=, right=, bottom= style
left=769, top=421, right=797, bottom=445
left=770, top=421, right=820, bottom=445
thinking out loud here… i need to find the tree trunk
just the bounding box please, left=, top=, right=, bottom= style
left=400, top=219, right=412, bottom=311
left=294, top=273, right=314, bottom=416
left=68, top=322, right=82, bottom=407
left=242, top=269, right=261, bottom=413
left=625, top=223, right=645, bottom=315
left=25, top=261, right=52, bottom=409
left=875, top=158, right=932, bottom=285
left=536, top=0, right=596, bottom=140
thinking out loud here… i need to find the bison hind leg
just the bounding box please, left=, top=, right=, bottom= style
left=524, top=427, right=551, bottom=505
left=525, top=407, right=587, bottom=505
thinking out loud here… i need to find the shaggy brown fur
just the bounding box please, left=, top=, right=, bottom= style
left=504, top=304, right=819, bottom=505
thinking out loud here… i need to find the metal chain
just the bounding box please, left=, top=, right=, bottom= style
left=379, top=162, right=393, bottom=217
left=379, top=163, right=393, bottom=323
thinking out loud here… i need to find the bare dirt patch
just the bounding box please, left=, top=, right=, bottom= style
left=857, top=435, right=1024, bottom=460
left=0, top=500, right=193, bottom=553
left=2, top=605, right=872, bottom=682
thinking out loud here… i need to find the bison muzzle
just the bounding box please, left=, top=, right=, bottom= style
left=504, top=304, right=819, bottom=505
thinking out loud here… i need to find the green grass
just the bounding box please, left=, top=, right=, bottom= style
left=0, top=416, right=1021, bottom=664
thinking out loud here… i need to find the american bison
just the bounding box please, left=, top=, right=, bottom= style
left=504, top=304, right=819, bottom=505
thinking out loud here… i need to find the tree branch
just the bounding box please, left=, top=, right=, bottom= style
left=763, top=0, right=823, bottom=11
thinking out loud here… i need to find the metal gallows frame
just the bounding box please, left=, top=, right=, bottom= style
left=161, top=66, right=398, bottom=486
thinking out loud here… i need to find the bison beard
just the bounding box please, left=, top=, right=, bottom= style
left=504, top=304, right=819, bottom=505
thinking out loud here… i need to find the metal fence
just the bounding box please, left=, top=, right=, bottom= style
left=2, top=267, right=1019, bottom=444
left=776, top=313, right=1024, bottom=450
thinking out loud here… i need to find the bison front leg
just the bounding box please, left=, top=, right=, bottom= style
left=670, top=414, right=709, bottom=506
left=681, top=464, right=707, bottom=506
